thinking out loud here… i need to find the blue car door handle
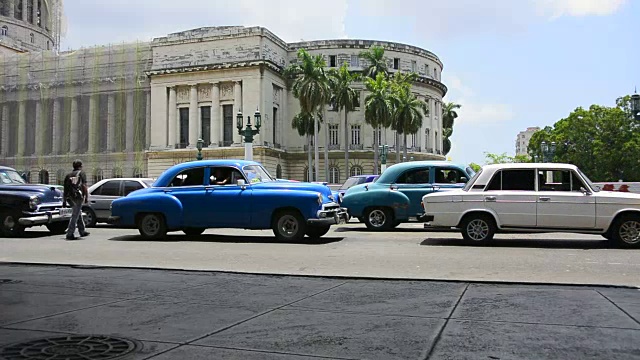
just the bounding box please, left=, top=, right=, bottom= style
left=205, top=186, right=214, bottom=192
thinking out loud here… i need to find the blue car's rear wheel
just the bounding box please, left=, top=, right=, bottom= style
left=137, top=213, right=167, bottom=240
left=272, top=210, right=306, bottom=242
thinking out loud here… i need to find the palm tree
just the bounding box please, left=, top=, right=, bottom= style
left=286, top=49, right=332, bottom=182
left=291, top=111, right=322, bottom=181
left=328, top=63, right=360, bottom=179
left=390, top=74, right=428, bottom=162
left=442, top=102, right=461, bottom=155
left=360, top=45, right=388, bottom=80
left=364, top=73, right=393, bottom=174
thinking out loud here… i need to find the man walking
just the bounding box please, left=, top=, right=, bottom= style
left=63, top=160, right=90, bottom=240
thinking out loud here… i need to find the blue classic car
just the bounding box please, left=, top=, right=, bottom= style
left=0, top=166, right=72, bottom=237
left=110, top=160, right=348, bottom=241
left=340, top=161, right=475, bottom=230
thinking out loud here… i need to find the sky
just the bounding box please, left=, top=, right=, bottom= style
left=62, top=0, right=639, bottom=166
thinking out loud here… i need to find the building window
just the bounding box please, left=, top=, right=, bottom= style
left=303, top=167, right=316, bottom=182
left=350, top=55, right=359, bottom=67
left=354, top=91, right=361, bottom=109
left=38, top=169, right=49, bottom=184
left=273, top=107, right=279, bottom=146
left=93, top=169, right=104, bottom=185
left=330, top=167, right=340, bottom=184
left=14, top=0, right=23, bottom=20
left=329, top=124, right=339, bottom=146
left=425, top=64, right=429, bottom=75
left=56, top=169, right=65, bottom=186
left=411, top=133, right=417, bottom=148
left=133, top=168, right=144, bottom=178
left=411, top=60, right=417, bottom=72
left=30, top=33, right=34, bottom=43
left=329, top=55, right=336, bottom=67
left=222, top=104, right=233, bottom=146
left=112, top=168, right=123, bottom=178
left=375, top=127, right=382, bottom=145
left=276, top=164, right=282, bottom=179
left=393, top=58, right=400, bottom=70
left=200, top=106, right=211, bottom=146
left=1, top=26, right=7, bottom=36
left=350, top=166, right=363, bottom=177
left=36, top=0, right=41, bottom=27
left=434, top=68, right=438, bottom=79
left=425, top=128, right=430, bottom=151
left=351, top=125, right=361, bottom=145
left=179, top=107, right=189, bottom=148
left=329, top=99, right=338, bottom=111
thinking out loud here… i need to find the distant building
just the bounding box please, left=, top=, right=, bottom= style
left=515, top=127, right=540, bottom=156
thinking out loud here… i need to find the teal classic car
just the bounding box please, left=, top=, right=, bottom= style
left=341, top=161, right=475, bottom=230
left=109, top=160, right=347, bottom=242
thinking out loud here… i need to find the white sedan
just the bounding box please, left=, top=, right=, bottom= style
left=421, top=163, right=640, bottom=248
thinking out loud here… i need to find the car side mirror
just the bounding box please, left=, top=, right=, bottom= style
left=237, top=179, right=247, bottom=190
left=580, top=187, right=591, bottom=195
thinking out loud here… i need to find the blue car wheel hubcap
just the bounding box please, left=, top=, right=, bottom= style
left=278, top=215, right=298, bottom=237
left=142, top=216, right=159, bottom=235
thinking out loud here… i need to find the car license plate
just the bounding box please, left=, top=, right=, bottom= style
left=59, top=208, right=73, bottom=217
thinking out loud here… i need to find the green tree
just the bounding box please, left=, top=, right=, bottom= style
left=328, top=63, right=360, bottom=178
left=527, top=97, right=640, bottom=181
left=291, top=111, right=324, bottom=180
left=359, top=45, right=389, bottom=80
left=442, top=102, right=461, bottom=156
left=286, top=49, right=332, bottom=182
left=469, top=163, right=482, bottom=172
left=364, top=73, right=393, bottom=174
left=389, top=72, right=427, bottom=162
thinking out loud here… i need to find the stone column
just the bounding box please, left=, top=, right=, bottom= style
left=70, top=97, right=79, bottom=153
left=430, top=99, right=436, bottom=154
left=8, top=0, right=15, bottom=18
left=167, top=86, right=177, bottom=149
left=34, top=100, right=43, bottom=155
left=21, top=0, right=27, bottom=21
left=32, top=0, right=37, bottom=26
left=17, top=101, right=26, bottom=156
left=145, top=91, right=151, bottom=150
left=126, top=91, right=134, bottom=152
left=106, top=93, right=115, bottom=152
left=1, top=105, right=8, bottom=156
left=188, top=84, right=198, bottom=148
left=233, top=81, right=242, bottom=145
left=210, top=82, right=220, bottom=147
left=88, top=94, right=97, bottom=153
left=52, top=98, right=60, bottom=154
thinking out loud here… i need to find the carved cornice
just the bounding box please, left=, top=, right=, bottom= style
left=145, top=60, right=282, bottom=77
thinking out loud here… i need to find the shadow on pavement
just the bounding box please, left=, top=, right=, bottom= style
left=335, top=226, right=427, bottom=233
left=420, top=237, right=622, bottom=250
left=108, top=234, right=344, bottom=245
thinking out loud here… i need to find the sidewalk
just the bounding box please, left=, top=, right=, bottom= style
left=1, top=264, right=639, bottom=359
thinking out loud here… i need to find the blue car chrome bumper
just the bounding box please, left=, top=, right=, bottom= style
left=308, top=205, right=348, bottom=225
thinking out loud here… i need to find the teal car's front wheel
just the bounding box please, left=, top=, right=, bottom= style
left=272, top=210, right=306, bottom=243
left=364, top=207, right=394, bottom=231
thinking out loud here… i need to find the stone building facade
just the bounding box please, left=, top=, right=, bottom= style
left=0, top=0, right=60, bottom=53
left=0, top=25, right=448, bottom=185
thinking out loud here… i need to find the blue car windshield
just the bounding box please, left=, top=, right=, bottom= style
left=243, top=165, right=275, bottom=183
left=0, top=170, right=26, bottom=184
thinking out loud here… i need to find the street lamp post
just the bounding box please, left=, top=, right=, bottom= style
left=540, top=141, right=556, bottom=163
left=379, top=144, right=389, bottom=173
left=631, top=89, right=640, bottom=121
left=236, top=109, right=261, bottom=161
left=196, top=138, right=204, bottom=160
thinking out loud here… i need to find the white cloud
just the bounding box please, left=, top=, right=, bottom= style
left=453, top=101, right=515, bottom=125
left=63, top=0, right=348, bottom=49
left=534, top=0, right=628, bottom=19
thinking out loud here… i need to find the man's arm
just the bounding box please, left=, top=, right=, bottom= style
left=62, top=177, right=69, bottom=207
left=80, top=171, right=89, bottom=203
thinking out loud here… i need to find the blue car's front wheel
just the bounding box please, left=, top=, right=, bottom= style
left=272, top=210, right=306, bottom=243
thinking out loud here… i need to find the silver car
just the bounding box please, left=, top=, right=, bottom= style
left=83, top=178, right=154, bottom=227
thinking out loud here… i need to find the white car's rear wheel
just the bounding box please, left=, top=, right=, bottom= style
left=611, top=215, right=640, bottom=248
left=461, top=214, right=496, bottom=244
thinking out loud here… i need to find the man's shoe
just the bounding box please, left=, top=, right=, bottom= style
left=79, top=232, right=90, bottom=237
left=66, top=235, right=78, bottom=240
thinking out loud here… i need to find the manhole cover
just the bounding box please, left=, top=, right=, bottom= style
left=0, top=279, right=21, bottom=285
left=0, top=335, right=138, bottom=360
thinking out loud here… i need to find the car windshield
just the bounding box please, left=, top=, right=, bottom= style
left=143, top=180, right=154, bottom=187
left=0, top=169, right=26, bottom=184
left=340, top=177, right=364, bottom=190
left=463, top=168, right=482, bottom=191
left=243, top=165, right=275, bottom=183
left=577, top=168, right=600, bottom=192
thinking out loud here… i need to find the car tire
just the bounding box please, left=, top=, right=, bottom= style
left=272, top=210, right=306, bottom=242
left=137, top=213, right=167, bottom=240
left=83, top=207, right=97, bottom=228
left=306, top=225, right=331, bottom=239
left=183, top=228, right=205, bottom=236
left=1, top=212, right=25, bottom=237
left=46, top=221, right=68, bottom=235
left=610, top=214, right=640, bottom=248
left=460, top=214, right=496, bottom=244
left=363, top=207, right=394, bottom=231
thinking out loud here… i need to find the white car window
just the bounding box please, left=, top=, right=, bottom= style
left=538, top=169, right=586, bottom=192
left=486, top=170, right=536, bottom=191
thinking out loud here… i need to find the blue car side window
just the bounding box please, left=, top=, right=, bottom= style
left=170, top=167, right=205, bottom=187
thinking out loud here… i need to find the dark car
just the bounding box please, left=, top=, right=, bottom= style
left=333, top=175, right=379, bottom=205
left=0, top=166, right=72, bottom=236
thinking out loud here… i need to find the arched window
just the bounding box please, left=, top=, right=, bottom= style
left=30, top=32, right=34, bottom=43
left=329, top=167, right=340, bottom=184
left=133, top=168, right=144, bottom=178
left=350, top=166, right=363, bottom=177
left=1, top=26, right=8, bottom=36
left=56, top=169, right=66, bottom=186
left=93, top=169, right=104, bottom=184
left=276, top=164, right=282, bottom=179
left=425, top=128, right=430, bottom=152
left=303, top=167, right=316, bottom=182
left=112, top=168, right=123, bottom=178
left=38, top=169, right=49, bottom=184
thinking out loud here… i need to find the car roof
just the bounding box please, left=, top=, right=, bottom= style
left=169, top=160, right=261, bottom=171
left=482, top=163, right=578, bottom=171
left=0, top=166, right=17, bottom=171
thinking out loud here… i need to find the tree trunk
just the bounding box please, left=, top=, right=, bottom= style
left=403, top=133, right=408, bottom=161
left=396, top=131, right=401, bottom=163
left=344, top=109, right=350, bottom=178
left=373, top=127, right=379, bottom=175
left=314, top=116, right=320, bottom=182
left=307, top=135, right=312, bottom=181
left=324, top=116, right=329, bottom=182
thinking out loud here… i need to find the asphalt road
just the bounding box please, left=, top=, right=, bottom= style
left=1, top=264, right=639, bottom=360
left=1, top=222, right=639, bottom=287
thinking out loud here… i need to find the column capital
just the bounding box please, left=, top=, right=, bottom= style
left=168, top=85, right=177, bottom=90
left=234, top=80, right=242, bottom=85
left=189, top=83, right=198, bottom=88
left=211, top=82, right=220, bottom=87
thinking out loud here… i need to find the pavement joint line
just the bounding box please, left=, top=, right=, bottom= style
left=282, top=305, right=449, bottom=320
left=147, top=344, right=359, bottom=360
left=446, top=317, right=640, bottom=331
left=0, top=287, right=133, bottom=300
left=3, top=262, right=638, bottom=289
left=422, top=283, right=469, bottom=360
left=596, top=290, right=640, bottom=327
